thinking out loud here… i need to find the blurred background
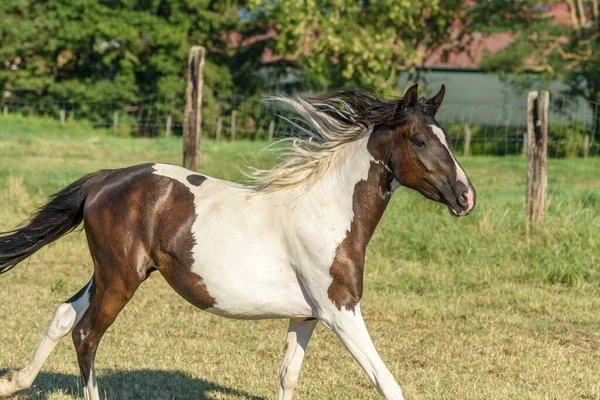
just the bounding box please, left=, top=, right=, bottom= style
left=0, top=0, right=598, bottom=157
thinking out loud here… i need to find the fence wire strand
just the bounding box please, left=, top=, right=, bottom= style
left=1, top=90, right=599, bottom=159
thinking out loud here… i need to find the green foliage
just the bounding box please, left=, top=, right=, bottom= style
left=235, top=92, right=263, bottom=139
left=0, top=0, right=242, bottom=122
left=250, top=0, right=465, bottom=94
left=549, top=121, right=585, bottom=158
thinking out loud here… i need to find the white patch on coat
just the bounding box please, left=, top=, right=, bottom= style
left=428, top=124, right=474, bottom=209
left=428, top=124, right=468, bottom=183
left=151, top=135, right=375, bottom=320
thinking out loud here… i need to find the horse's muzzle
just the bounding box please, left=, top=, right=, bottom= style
left=445, top=182, right=476, bottom=217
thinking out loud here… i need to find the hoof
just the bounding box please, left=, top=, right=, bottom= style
left=0, top=370, right=25, bottom=398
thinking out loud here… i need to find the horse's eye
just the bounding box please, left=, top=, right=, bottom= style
left=413, top=139, right=425, bottom=148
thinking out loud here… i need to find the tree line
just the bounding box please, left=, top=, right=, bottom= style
left=0, top=0, right=598, bottom=135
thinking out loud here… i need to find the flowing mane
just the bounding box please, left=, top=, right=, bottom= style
left=245, top=90, right=435, bottom=192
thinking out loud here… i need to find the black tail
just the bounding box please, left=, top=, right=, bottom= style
left=0, top=171, right=109, bottom=274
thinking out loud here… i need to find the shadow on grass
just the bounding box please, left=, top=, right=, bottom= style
left=0, top=369, right=266, bottom=400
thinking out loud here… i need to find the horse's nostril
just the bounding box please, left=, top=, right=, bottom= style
left=458, top=191, right=469, bottom=207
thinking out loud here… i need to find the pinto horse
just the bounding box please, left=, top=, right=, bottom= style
left=0, top=84, right=475, bottom=400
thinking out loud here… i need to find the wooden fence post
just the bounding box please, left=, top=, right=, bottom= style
left=526, top=90, right=549, bottom=233
left=59, top=109, right=66, bottom=124
left=230, top=110, right=236, bottom=141
left=268, top=119, right=275, bottom=141
left=463, top=123, right=472, bottom=157
left=215, top=116, right=222, bottom=141
left=582, top=134, right=590, bottom=158
left=165, top=114, right=172, bottom=137
left=3, top=105, right=8, bottom=116
left=183, top=45, right=205, bottom=171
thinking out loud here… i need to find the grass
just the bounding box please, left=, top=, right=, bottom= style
left=0, top=114, right=599, bottom=400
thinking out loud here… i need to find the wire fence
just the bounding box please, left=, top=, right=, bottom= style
left=437, top=94, right=600, bottom=159
left=1, top=89, right=599, bottom=159
left=0, top=89, right=302, bottom=141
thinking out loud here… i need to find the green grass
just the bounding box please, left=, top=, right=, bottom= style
left=0, top=115, right=599, bottom=400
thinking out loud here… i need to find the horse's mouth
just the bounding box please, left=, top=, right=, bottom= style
left=447, top=202, right=474, bottom=217
left=442, top=184, right=475, bottom=217
left=448, top=204, right=465, bottom=217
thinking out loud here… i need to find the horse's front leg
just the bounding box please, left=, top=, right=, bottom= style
left=319, top=304, right=404, bottom=400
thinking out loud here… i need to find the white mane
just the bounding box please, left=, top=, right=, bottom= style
left=244, top=95, right=382, bottom=192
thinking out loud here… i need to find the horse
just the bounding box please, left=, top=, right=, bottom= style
left=0, top=84, right=475, bottom=400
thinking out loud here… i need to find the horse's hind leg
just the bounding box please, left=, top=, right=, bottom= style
left=278, top=318, right=318, bottom=400
left=72, top=267, right=145, bottom=400
left=0, top=278, right=94, bottom=398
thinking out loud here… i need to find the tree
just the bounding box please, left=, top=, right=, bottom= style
left=0, top=0, right=242, bottom=126
left=249, top=0, right=465, bottom=95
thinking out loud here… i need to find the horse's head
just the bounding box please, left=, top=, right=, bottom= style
left=374, top=84, right=476, bottom=217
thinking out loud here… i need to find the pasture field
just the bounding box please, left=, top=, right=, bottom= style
left=0, top=115, right=599, bottom=400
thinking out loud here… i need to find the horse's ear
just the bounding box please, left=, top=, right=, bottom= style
left=428, top=84, right=445, bottom=114
left=402, top=84, right=419, bottom=109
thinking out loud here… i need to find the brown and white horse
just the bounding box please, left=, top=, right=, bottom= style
left=0, top=84, right=475, bottom=400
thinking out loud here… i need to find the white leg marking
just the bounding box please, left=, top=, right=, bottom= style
left=278, top=319, right=318, bottom=400
left=321, top=305, right=404, bottom=400
left=0, top=280, right=93, bottom=397
left=83, top=372, right=99, bottom=400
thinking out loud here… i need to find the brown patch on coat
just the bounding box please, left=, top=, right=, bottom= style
left=151, top=176, right=216, bottom=309
left=327, top=136, right=392, bottom=312
left=70, top=164, right=218, bottom=390
left=187, top=174, right=207, bottom=186
left=84, top=164, right=161, bottom=283
left=84, top=164, right=216, bottom=310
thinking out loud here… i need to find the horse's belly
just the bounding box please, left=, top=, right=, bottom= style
left=190, top=231, right=313, bottom=319
left=198, top=259, right=313, bottom=319
left=205, top=280, right=313, bottom=319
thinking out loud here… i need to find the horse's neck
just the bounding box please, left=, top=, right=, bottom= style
left=295, top=135, right=391, bottom=251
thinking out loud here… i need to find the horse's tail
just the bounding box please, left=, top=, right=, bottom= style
left=0, top=171, right=110, bottom=275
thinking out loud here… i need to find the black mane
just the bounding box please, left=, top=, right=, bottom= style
left=306, top=89, right=436, bottom=128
